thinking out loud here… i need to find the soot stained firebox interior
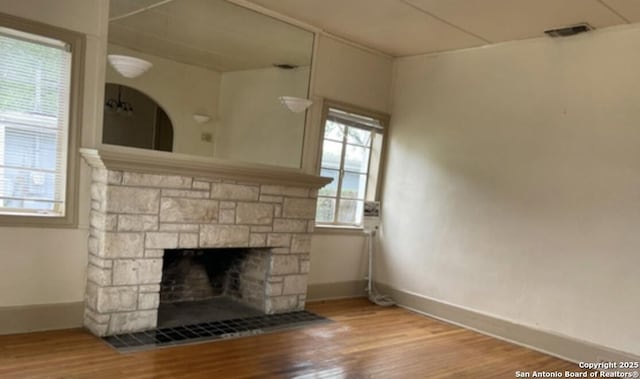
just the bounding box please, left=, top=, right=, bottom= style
left=158, top=248, right=266, bottom=328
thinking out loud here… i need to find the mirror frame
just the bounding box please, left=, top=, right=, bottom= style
left=97, top=0, right=323, bottom=174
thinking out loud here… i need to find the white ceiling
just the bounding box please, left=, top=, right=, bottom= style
left=600, top=0, right=640, bottom=22
left=248, top=0, right=636, bottom=56
left=108, top=0, right=314, bottom=72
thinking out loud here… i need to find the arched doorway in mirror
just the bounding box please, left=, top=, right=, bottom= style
left=103, top=83, right=173, bottom=152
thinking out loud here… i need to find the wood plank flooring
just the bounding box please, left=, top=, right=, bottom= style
left=0, top=298, right=579, bottom=378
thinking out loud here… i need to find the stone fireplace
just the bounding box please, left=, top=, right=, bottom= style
left=80, top=149, right=329, bottom=336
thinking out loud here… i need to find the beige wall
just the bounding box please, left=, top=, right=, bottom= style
left=0, top=228, right=89, bottom=306
left=215, top=66, right=309, bottom=167
left=0, top=0, right=108, bottom=307
left=308, top=233, right=368, bottom=285
left=382, top=25, right=640, bottom=356
left=0, top=0, right=107, bottom=38
left=106, top=44, right=221, bottom=157
left=313, top=35, right=393, bottom=113
left=308, top=35, right=393, bottom=289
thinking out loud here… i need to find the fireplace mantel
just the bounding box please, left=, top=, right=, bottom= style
left=80, top=146, right=332, bottom=189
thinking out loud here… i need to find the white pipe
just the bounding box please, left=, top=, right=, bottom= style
left=366, top=228, right=394, bottom=307
left=367, top=230, right=373, bottom=294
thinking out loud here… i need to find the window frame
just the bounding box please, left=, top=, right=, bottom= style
left=0, top=13, right=85, bottom=228
left=315, top=100, right=390, bottom=229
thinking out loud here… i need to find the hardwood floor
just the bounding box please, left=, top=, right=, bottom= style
left=0, top=298, right=578, bottom=378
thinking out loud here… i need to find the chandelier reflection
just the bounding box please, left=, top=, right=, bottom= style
left=105, top=85, right=134, bottom=116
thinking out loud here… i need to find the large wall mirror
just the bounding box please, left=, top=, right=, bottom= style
left=104, top=0, right=315, bottom=168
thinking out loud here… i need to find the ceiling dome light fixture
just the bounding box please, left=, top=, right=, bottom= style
left=279, top=96, right=313, bottom=113
left=108, top=54, right=153, bottom=78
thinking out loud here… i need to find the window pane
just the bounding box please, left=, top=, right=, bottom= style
left=324, top=120, right=344, bottom=141
left=318, top=168, right=339, bottom=197
left=318, top=106, right=386, bottom=226
left=344, top=144, right=370, bottom=174
left=337, top=199, right=364, bottom=225
left=0, top=35, right=68, bottom=116
left=5, top=128, right=57, bottom=170
left=2, top=167, right=56, bottom=211
left=346, top=127, right=372, bottom=146
left=341, top=172, right=366, bottom=199
left=321, top=140, right=343, bottom=170
left=0, top=27, right=71, bottom=217
left=316, top=197, right=336, bottom=223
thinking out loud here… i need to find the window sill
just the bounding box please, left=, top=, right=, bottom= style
left=0, top=213, right=78, bottom=228
left=313, top=224, right=367, bottom=236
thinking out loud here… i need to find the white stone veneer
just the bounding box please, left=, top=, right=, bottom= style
left=84, top=169, right=318, bottom=336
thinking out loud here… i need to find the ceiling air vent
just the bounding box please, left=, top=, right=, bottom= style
left=544, top=23, right=593, bottom=38
left=273, top=64, right=298, bottom=70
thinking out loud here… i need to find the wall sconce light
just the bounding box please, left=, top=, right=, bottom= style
left=278, top=96, right=313, bottom=113
left=193, top=114, right=212, bottom=124
left=108, top=54, right=153, bottom=78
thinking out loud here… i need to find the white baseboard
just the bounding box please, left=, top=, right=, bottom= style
left=307, top=280, right=367, bottom=301
left=376, top=283, right=639, bottom=364
left=0, top=302, right=84, bottom=335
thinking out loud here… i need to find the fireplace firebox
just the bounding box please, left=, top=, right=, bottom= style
left=158, top=248, right=270, bottom=327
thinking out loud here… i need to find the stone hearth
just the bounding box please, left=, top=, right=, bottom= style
left=81, top=150, right=327, bottom=336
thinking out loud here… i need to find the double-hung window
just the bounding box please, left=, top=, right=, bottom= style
left=316, top=103, right=388, bottom=227
left=0, top=17, right=80, bottom=225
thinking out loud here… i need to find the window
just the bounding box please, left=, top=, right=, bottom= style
left=0, top=16, right=82, bottom=226
left=316, top=103, right=388, bottom=227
